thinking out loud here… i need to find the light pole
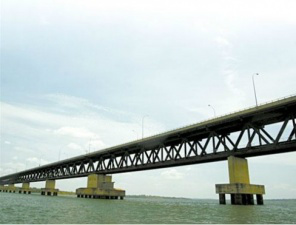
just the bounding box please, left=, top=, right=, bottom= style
left=208, top=104, right=216, bottom=117
left=142, top=115, right=149, bottom=139
left=252, top=73, right=259, bottom=107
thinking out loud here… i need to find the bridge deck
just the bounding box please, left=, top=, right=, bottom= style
left=1, top=95, right=295, bottom=184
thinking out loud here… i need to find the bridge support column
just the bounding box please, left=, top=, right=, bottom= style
left=76, top=174, right=125, bottom=200
left=7, top=184, right=16, bottom=193
left=0, top=185, right=4, bottom=192
left=256, top=194, right=264, bottom=205
left=216, top=156, right=265, bottom=205
left=19, top=182, right=31, bottom=194
left=219, top=194, right=226, bottom=204
left=41, top=180, right=59, bottom=196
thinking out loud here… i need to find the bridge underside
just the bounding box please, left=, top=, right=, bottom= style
left=2, top=140, right=295, bottom=185
left=0, top=95, right=295, bottom=204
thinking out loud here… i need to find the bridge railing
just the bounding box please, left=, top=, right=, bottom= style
left=147, top=93, right=296, bottom=139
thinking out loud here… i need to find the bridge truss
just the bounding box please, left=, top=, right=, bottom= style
left=1, top=96, right=296, bottom=184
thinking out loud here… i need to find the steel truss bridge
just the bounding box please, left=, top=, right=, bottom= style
left=1, top=95, right=296, bottom=185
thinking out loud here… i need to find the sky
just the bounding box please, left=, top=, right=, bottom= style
left=1, top=0, right=296, bottom=199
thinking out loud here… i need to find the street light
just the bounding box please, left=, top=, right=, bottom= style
left=208, top=104, right=216, bottom=117
left=142, top=115, right=149, bottom=139
left=252, top=73, right=259, bottom=107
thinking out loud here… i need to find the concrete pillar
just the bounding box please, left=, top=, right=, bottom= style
left=247, top=194, right=254, bottom=205
left=216, top=156, right=265, bottom=206
left=21, top=182, right=30, bottom=194
left=76, top=174, right=125, bottom=200
left=45, top=180, right=56, bottom=189
left=228, top=156, right=250, bottom=184
left=87, top=174, right=114, bottom=189
left=219, top=194, right=226, bottom=204
left=7, top=184, right=15, bottom=193
left=41, top=180, right=59, bottom=196
left=256, top=194, right=264, bottom=205
left=22, top=182, right=30, bottom=189
left=232, top=194, right=243, bottom=205
left=230, top=194, right=254, bottom=205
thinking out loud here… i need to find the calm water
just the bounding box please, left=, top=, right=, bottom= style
left=0, top=192, right=295, bottom=224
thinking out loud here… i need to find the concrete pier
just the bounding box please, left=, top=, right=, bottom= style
left=6, top=184, right=16, bottom=193
left=76, top=174, right=125, bottom=200
left=41, top=180, right=59, bottom=196
left=19, top=182, right=31, bottom=194
left=216, top=156, right=265, bottom=205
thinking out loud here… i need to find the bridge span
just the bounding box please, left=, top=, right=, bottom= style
left=1, top=95, right=296, bottom=204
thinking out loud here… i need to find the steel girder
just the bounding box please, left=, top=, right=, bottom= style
left=3, top=115, right=296, bottom=184
left=1, top=96, right=296, bottom=185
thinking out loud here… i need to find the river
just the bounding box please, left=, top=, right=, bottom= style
left=0, top=192, right=295, bottom=224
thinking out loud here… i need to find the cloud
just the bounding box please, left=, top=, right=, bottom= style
left=0, top=162, right=26, bottom=175
left=26, top=157, right=49, bottom=166
left=88, top=139, right=106, bottom=151
left=54, top=126, right=97, bottom=139
left=161, top=168, right=184, bottom=180
left=67, top=143, right=82, bottom=151
left=45, top=93, right=131, bottom=116
left=215, top=36, right=231, bottom=47
left=250, top=152, right=296, bottom=167
left=1, top=0, right=296, bottom=197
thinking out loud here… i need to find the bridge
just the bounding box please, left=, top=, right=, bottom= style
left=1, top=95, right=296, bottom=204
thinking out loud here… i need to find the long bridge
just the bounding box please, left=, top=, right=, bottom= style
left=1, top=95, right=296, bottom=205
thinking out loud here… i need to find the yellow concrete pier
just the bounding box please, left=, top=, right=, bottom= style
left=216, top=156, right=265, bottom=205
left=41, top=180, right=59, bottom=196
left=76, top=174, right=125, bottom=199
left=18, top=182, right=31, bottom=194
left=5, top=184, right=17, bottom=193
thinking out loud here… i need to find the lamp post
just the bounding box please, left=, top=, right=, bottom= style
left=208, top=104, right=216, bottom=117
left=252, top=73, right=259, bottom=107
left=142, top=115, right=149, bottom=139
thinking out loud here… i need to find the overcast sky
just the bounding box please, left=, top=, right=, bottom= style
left=1, top=0, right=296, bottom=199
